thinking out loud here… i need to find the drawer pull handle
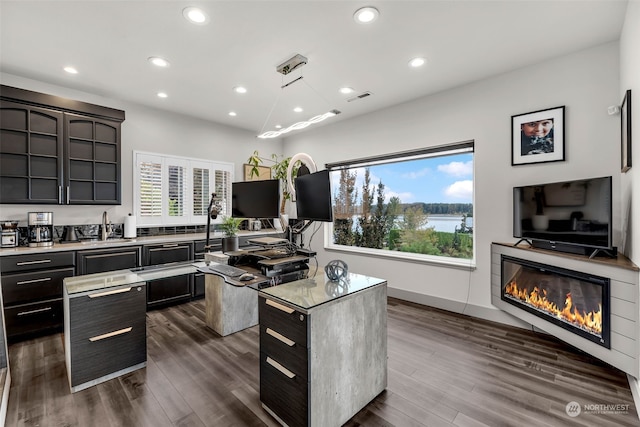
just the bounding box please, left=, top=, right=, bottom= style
left=17, top=277, right=52, bottom=285
left=89, top=327, right=132, bottom=342
left=266, top=299, right=294, bottom=314
left=266, top=357, right=295, bottom=379
left=87, top=251, right=137, bottom=259
left=161, top=244, right=179, bottom=248
left=266, top=328, right=295, bottom=347
left=16, top=259, right=51, bottom=266
left=88, top=287, right=132, bottom=298
left=17, top=306, right=52, bottom=316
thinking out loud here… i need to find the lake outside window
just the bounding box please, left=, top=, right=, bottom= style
left=326, top=141, right=474, bottom=266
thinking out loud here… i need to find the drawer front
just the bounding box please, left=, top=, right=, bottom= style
left=2, top=267, right=73, bottom=305
left=69, top=284, right=146, bottom=340
left=260, top=324, right=308, bottom=380
left=260, top=351, right=308, bottom=427
left=147, top=275, right=192, bottom=307
left=70, top=316, right=146, bottom=387
left=4, top=298, right=63, bottom=339
left=1, top=251, right=74, bottom=273
left=194, top=239, right=221, bottom=259
left=259, top=296, right=308, bottom=346
left=76, top=247, right=140, bottom=275
left=143, top=243, right=192, bottom=266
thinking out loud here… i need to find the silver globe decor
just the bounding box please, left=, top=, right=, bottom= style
left=324, top=260, right=348, bottom=281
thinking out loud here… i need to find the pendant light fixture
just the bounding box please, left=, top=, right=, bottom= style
left=257, top=54, right=341, bottom=139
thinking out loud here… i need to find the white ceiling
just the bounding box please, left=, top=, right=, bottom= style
left=0, top=1, right=628, bottom=137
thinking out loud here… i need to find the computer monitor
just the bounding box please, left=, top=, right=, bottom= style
left=295, top=169, right=333, bottom=222
left=231, top=179, right=280, bottom=218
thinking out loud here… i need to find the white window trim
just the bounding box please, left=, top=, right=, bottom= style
left=133, top=150, right=233, bottom=227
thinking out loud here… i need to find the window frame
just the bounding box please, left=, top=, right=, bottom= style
left=133, top=151, right=233, bottom=226
left=324, top=141, right=476, bottom=268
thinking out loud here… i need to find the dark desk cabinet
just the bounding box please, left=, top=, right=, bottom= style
left=143, top=242, right=193, bottom=308
left=193, top=239, right=221, bottom=298
left=76, top=246, right=141, bottom=275
left=0, top=251, right=75, bottom=340
left=0, top=85, right=125, bottom=204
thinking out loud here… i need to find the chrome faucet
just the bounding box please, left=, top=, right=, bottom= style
left=101, top=211, right=112, bottom=240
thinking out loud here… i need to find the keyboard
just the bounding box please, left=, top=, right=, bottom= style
left=204, top=263, right=246, bottom=277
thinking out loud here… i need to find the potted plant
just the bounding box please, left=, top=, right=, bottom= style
left=219, top=216, right=243, bottom=252
left=247, top=150, right=300, bottom=228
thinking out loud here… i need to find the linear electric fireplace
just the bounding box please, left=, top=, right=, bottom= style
left=500, top=255, right=610, bottom=349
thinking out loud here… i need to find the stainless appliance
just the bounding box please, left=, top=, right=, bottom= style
left=28, top=212, right=54, bottom=247
left=1, top=220, right=20, bottom=248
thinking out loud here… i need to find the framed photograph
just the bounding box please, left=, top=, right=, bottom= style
left=621, top=89, right=632, bottom=173
left=512, top=106, right=565, bottom=166
left=243, top=164, right=271, bottom=181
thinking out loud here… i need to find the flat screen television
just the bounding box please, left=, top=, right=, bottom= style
left=295, top=169, right=333, bottom=222
left=231, top=179, right=280, bottom=219
left=513, top=176, right=614, bottom=257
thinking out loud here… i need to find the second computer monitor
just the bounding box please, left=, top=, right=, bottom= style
left=295, top=169, right=333, bottom=222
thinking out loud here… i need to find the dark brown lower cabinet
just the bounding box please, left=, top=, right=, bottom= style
left=76, top=246, right=141, bottom=275
left=66, top=283, right=147, bottom=392
left=0, top=251, right=75, bottom=341
left=146, top=275, right=192, bottom=308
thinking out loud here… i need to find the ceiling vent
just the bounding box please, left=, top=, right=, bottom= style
left=347, top=91, right=373, bottom=102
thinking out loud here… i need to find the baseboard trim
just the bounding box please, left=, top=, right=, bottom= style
left=387, top=287, right=534, bottom=329
left=628, top=375, right=640, bottom=421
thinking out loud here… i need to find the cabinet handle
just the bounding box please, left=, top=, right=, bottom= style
left=88, top=287, right=132, bottom=298
left=266, top=328, right=295, bottom=347
left=266, top=299, right=295, bottom=314
left=87, top=251, right=137, bottom=259
left=16, top=259, right=51, bottom=266
left=89, top=327, right=132, bottom=342
left=161, top=244, right=179, bottom=248
left=58, top=186, right=62, bottom=204
left=266, top=357, right=296, bottom=379
left=66, top=186, right=70, bottom=204
left=16, top=277, right=52, bottom=285
left=17, top=306, right=52, bottom=316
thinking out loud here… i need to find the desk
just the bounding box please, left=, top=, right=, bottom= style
left=258, top=273, right=387, bottom=427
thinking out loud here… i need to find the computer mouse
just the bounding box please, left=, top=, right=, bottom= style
left=239, top=273, right=255, bottom=281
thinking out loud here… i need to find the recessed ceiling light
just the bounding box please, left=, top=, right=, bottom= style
left=233, top=86, right=247, bottom=94
left=339, top=87, right=355, bottom=94
left=64, top=66, right=78, bottom=74
left=183, top=7, right=209, bottom=25
left=293, top=107, right=303, bottom=113
left=354, top=7, right=379, bottom=24
left=409, top=57, right=426, bottom=68
left=228, top=111, right=237, bottom=116
left=148, top=56, right=170, bottom=67
left=157, top=92, right=168, bottom=98
left=275, top=125, right=282, bottom=129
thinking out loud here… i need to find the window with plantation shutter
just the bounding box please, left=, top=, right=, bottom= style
left=134, top=151, right=233, bottom=226
left=137, top=155, right=163, bottom=221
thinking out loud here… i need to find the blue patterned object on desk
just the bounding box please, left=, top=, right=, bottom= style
left=324, top=260, right=348, bottom=281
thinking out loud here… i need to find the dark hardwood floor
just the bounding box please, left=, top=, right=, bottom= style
left=5, top=297, right=638, bottom=426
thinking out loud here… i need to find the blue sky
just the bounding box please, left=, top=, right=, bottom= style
left=331, top=153, right=473, bottom=204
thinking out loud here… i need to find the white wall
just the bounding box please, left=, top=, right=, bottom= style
left=0, top=73, right=283, bottom=226
left=620, top=1, right=640, bottom=263
left=283, top=42, right=621, bottom=322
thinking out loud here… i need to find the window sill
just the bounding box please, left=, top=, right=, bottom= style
left=325, top=244, right=476, bottom=271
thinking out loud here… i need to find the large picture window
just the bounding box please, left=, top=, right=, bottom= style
left=326, top=141, right=474, bottom=266
left=134, top=151, right=232, bottom=226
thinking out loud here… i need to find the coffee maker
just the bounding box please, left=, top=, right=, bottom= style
left=28, top=212, right=54, bottom=247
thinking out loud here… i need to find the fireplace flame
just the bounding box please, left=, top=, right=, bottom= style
left=505, top=281, right=602, bottom=335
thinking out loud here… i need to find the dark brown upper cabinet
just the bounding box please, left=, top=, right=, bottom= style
left=0, top=85, right=125, bottom=205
